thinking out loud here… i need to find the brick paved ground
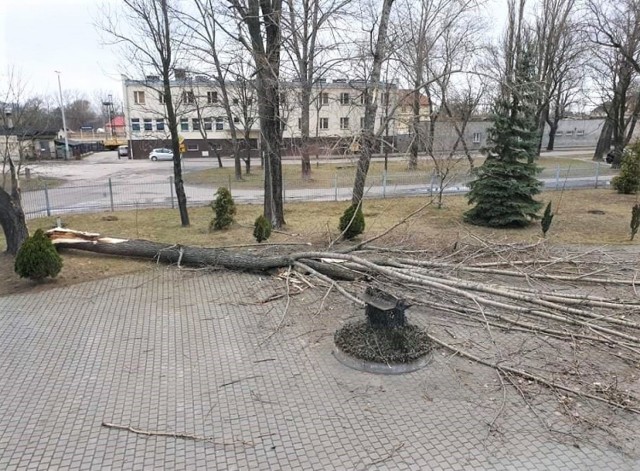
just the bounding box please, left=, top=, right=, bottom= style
left=0, top=268, right=638, bottom=470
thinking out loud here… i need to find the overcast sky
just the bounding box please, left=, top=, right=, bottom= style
left=1, top=0, right=122, bottom=101
left=1, top=0, right=508, bottom=104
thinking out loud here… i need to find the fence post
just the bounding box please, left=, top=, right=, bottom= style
left=44, top=182, right=51, bottom=217
left=429, top=171, right=435, bottom=197
left=334, top=173, right=338, bottom=201
left=383, top=171, right=387, bottom=198
left=555, top=165, right=560, bottom=190
left=595, top=161, right=600, bottom=189
left=169, top=176, right=175, bottom=209
left=108, top=178, right=115, bottom=212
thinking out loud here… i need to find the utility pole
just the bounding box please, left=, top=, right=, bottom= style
left=55, top=71, right=70, bottom=160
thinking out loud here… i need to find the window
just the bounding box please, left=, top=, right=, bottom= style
left=203, top=117, right=213, bottom=131
left=472, top=132, right=481, bottom=144
left=359, top=94, right=366, bottom=105
left=233, top=116, right=240, bottom=124
left=209, top=142, right=223, bottom=151
left=187, top=144, right=199, bottom=151
left=339, top=93, right=350, bottom=105
left=565, top=130, right=574, bottom=137
left=158, top=92, right=165, bottom=104
left=556, top=131, right=563, bottom=136
left=156, top=118, right=165, bottom=131
left=232, top=98, right=239, bottom=105
left=576, top=130, right=584, bottom=136
left=131, top=118, right=140, bottom=132
left=180, top=118, right=189, bottom=131
left=216, top=117, right=224, bottom=131
left=320, top=117, right=329, bottom=129
left=207, top=91, right=218, bottom=104
left=360, top=117, right=365, bottom=129
left=321, top=92, right=329, bottom=105
left=183, top=91, right=195, bottom=104
left=298, top=118, right=302, bottom=129
left=340, top=117, right=349, bottom=130
left=192, top=118, right=201, bottom=131
left=143, top=118, right=153, bottom=131
left=134, top=91, right=145, bottom=105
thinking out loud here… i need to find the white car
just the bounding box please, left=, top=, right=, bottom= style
left=149, top=148, right=174, bottom=161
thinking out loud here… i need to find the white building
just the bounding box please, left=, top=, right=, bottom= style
left=122, top=75, right=403, bottom=159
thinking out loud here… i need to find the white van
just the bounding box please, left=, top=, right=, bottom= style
left=117, top=145, right=129, bottom=159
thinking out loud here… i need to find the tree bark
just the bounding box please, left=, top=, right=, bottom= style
left=593, top=118, right=613, bottom=161
left=352, top=0, right=395, bottom=207
left=235, top=0, right=285, bottom=227
left=0, top=187, right=28, bottom=255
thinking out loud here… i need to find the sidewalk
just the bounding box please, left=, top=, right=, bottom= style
left=0, top=269, right=637, bottom=469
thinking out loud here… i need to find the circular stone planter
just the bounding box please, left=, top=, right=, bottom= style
left=333, top=320, right=433, bottom=375
left=333, top=346, right=433, bottom=375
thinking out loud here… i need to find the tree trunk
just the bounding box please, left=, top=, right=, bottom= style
left=546, top=122, right=558, bottom=151
left=352, top=0, right=395, bottom=207
left=593, top=119, right=613, bottom=162
left=300, top=85, right=312, bottom=180
left=0, top=187, right=28, bottom=255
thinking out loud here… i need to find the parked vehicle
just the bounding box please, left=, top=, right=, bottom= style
left=149, top=148, right=174, bottom=161
left=117, top=145, right=129, bottom=158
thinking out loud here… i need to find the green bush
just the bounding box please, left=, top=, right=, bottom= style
left=541, top=201, right=554, bottom=238
left=612, top=144, right=640, bottom=194
left=14, top=229, right=63, bottom=281
left=338, top=204, right=365, bottom=239
left=253, top=215, right=272, bottom=243
left=210, top=187, right=236, bottom=230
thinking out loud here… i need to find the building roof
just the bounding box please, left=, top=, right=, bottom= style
left=397, top=90, right=430, bottom=108
left=108, top=116, right=125, bottom=128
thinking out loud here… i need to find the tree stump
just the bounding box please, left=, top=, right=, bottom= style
left=363, top=287, right=410, bottom=329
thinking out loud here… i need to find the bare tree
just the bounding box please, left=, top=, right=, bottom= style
left=393, top=0, right=484, bottom=170
left=178, top=0, right=249, bottom=179
left=283, top=0, right=352, bottom=180
left=586, top=0, right=640, bottom=166
left=0, top=69, right=41, bottom=254
left=228, top=0, right=286, bottom=227
left=351, top=0, right=395, bottom=207
left=532, top=0, right=583, bottom=155
left=102, top=0, right=190, bottom=226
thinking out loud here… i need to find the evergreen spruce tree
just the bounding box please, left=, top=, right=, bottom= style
left=464, top=48, right=542, bottom=228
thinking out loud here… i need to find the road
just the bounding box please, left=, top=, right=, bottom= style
left=20, top=148, right=611, bottom=219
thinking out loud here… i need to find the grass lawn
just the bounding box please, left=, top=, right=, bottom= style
left=184, top=154, right=598, bottom=188
left=0, top=176, right=65, bottom=192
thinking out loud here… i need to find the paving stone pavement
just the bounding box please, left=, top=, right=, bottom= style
left=0, top=268, right=639, bottom=470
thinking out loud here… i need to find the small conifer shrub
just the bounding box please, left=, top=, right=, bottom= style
left=612, top=145, right=640, bottom=194
left=631, top=204, right=640, bottom=241
left=210, top=187, right=236, bottom=231
left=338, top=205, right=365, bottom=239
left=541, top=201, right=554, bottom=238
left=14, top=229, right=63, bottom=281
left=253, top=215, right=272, bottom=243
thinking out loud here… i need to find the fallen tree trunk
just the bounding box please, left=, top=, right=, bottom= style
left=47, top=228, right=291, bottom=271
left=45, top=227, right=640, bottom=416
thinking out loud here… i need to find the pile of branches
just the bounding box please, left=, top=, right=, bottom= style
left=46, top=228, right=640, bottom=417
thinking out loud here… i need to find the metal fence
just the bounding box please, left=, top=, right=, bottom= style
left=21, top=161, right=615, bottom=220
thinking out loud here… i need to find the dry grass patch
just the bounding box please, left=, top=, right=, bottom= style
left=184, top=155, right=589, bottom=188
left=1, top=187, right=638, bottom=297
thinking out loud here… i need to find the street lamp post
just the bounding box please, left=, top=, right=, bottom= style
left=55, top=71, right=70, bottom=160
